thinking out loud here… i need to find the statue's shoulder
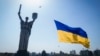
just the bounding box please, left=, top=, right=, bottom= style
left=29, top=21, right=33, bottom=24
left=20, top=20, right=24, bottom=24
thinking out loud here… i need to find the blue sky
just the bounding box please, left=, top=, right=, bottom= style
left=0, top=0, right=100, bottom=54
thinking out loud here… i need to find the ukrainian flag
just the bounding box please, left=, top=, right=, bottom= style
left=54, top=20, right=90, bottom=48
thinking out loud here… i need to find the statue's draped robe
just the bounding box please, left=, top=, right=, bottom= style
left=19, top=20, right=33, bottom=50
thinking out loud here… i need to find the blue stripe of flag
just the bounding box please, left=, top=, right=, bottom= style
left=54, top=20, right=88, bottom=38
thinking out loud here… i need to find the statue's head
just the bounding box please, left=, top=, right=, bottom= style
left=32, top=13, right=38, bottom=20
left=25, top=17, right=29, bottom=22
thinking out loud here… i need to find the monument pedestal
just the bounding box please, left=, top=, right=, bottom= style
left=15, top=50, right=29, bottom=56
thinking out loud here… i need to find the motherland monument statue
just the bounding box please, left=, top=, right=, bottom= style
left=15, top=4, right=38, bottom=56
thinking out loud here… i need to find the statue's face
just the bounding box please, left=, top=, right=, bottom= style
left=32, top=13, right=38, bottom=20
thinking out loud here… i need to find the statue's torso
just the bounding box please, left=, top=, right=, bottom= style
left=19, top=21, right=33, bottom=50
left=21, top=21, right=32, bottom=32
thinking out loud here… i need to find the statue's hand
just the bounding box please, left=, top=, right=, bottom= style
left=34, top=17, right=37, bottom=20
left=18, top=11, right=20, bottom=15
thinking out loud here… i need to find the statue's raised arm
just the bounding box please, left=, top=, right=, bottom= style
left=18, top=4, right=23, bottom=21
